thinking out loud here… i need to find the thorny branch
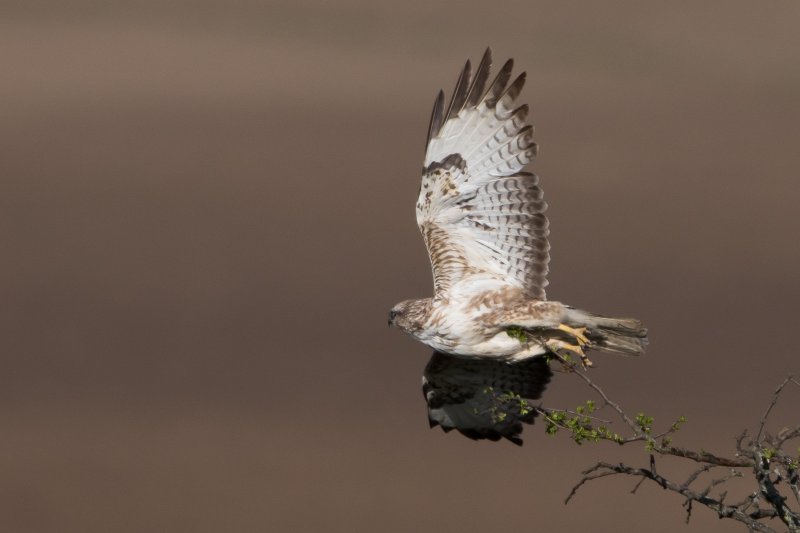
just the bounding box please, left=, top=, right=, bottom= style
left=757, top=378, right=800, bottom=442
left=546, top=360, right=800, bottom=532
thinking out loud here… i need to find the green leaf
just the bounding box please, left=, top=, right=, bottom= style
left=670, top=415, right=687, bottom=432
left=505, top=327, right=528, bottom=342
left=635, top=412, right=654, bottom=434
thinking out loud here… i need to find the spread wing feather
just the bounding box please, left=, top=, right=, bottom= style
left=417, top=48, right=549, bottom=298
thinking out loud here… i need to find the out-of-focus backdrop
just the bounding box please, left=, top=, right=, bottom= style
left=2, top=2, right=799, bottom=531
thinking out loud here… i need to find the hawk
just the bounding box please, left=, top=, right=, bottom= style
left=390, top=48, right=648, bottom=444
left=390, top=48, right=647, bottom=369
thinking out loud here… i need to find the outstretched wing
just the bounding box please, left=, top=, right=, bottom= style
left=417, top=48, right=549, bottom=298
left=422, top=351, right=552, bottom=445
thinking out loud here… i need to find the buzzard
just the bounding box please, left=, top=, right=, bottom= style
left=389, top=48, right=648, bottom=444
left=390, top=48, right=647, bottom=369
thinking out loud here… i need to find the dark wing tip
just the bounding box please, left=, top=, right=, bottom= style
left=465, top=47, right=494, bottom=108
left=426, top=90, right=446, bottom=147
left=428, top=48, right=518, bottom=146
left=444, top=59, right=472, bottom=125
left=484, top=58, right=515, bottom=107
left=504, top=71, right=527, bottom=102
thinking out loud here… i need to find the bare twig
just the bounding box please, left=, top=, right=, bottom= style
left=657, top=444, right=753, bottom=468
left=698, top=470, right=743, bottom=498
left=566, top=461, right=778, bottom=532
left=757, top=377, right=795, bottom=443
left=555, top=373, right=799, bottom=532
left=554, top=356, right=639, bottom=434
left=564, top=462, right=626, bottom=504
left=631, top=475, right=647, bottom=494
left=776, top=426, right=800, bottom=448
left=682, top=464, right=718, bottom=489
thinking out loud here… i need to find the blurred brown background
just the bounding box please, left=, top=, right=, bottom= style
left=2, top=1, right=799, bottom=531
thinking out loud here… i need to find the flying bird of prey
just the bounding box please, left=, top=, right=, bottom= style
left=389, top=48, right=647, bottom=443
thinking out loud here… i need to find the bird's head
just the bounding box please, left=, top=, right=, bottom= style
left=388, top=298, right=431, bottom=334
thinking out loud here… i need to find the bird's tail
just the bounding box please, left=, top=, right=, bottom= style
left=567, top=310, right=648, bottom=356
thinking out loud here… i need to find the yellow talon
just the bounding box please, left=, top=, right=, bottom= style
left=557, top=324, right=590, bottom=346
left=546, top=338, right=593, bottom=369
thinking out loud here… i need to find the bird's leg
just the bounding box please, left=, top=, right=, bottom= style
left=546, top=338, right=593, bottom=369
left=552, top=324, right=592, bottom=368
left=556, top=324, right=590, bottom=347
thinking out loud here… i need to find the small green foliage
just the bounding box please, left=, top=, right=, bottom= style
left=505, top=327, right=528, bottom=342
left=635, top=412, right=654, bottom=434
left=763, top=448, right=776, bottom=461
left=670, top=415, right=687, bottom=432
left=544, top=404, right=670, bottom=448
left=541, top=406, right=615, bottom=445
left=544, top=410, right=565, bottom=436
left=480, top=389, right=535, bottom=425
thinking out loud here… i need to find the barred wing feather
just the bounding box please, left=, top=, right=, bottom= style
left=417, top=48, right=549, bottom=298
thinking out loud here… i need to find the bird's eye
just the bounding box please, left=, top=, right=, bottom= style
left=388, top=309, right=398, bottom=324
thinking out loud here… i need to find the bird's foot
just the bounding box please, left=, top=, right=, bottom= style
left=557, top=324, right=590, bottom=347
left=546, top=338, right=593, bottom=369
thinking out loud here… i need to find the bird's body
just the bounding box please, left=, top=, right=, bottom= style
left=396, top=284, right=562, bottom=360
left=390, top=48, right=647, bottom=366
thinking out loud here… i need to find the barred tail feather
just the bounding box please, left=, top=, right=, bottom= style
left=591, top=329, right=648, bottom=356
left=567, top=310, right=649, bottom=356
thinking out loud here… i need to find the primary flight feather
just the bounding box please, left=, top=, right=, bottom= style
left=390, top=48, right=647, bottom=368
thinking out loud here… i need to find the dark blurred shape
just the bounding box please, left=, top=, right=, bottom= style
left=422, top=352, right=553, bottom=445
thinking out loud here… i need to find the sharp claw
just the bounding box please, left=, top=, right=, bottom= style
left=546, top=338, right=593, bottom=369
left=557, top=324, right=590, bottom=346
